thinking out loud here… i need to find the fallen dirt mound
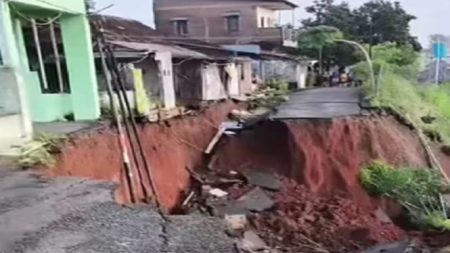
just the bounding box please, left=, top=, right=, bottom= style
left=252, top=178, right=405, bottom=253
left=214, top=116, right=428, bottom=208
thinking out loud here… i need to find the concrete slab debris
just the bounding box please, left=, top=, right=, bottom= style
left=237, top=230, right=268, bottom=252
left=210, top=188, right=229, bottom=198
left=221, top=121, right=244, bottom=131
left=205, top=126, right=227, bottom=154
left=205, top=121, right=244, bottom=154
left=242, top=170, right=281, bottom=191
left=230, top=108, right=271, bottom=127
left=225, top=214, right=247, bottom=230
left=236, top=187, right=274, bottom=212
left=211, top=200, right=247, bottom=217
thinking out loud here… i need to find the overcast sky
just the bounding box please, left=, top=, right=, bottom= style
left=94, top=0, right=449, bottom=47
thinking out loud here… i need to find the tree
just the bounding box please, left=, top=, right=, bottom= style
left=297, top=26, right=343, bottom=73
left=353, top=0, right=419, bottom=49
left=371, top=43, right=418, bottom=66
left=302, top=0, right=335, bottom=26
left=303, top=1, right=356, bottom=38
left=299, top=0, right=421, bottom=66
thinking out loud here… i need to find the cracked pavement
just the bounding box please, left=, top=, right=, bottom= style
left=0, top=164, right=236, bottom=253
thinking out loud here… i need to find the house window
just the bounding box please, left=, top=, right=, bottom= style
left=260, top=17, right=265, bottom=28
left=172, top=19, right=188, bottom=35
left=22, top=18, right=70, bottom=94
left=225, top=14, right=240, bottom=32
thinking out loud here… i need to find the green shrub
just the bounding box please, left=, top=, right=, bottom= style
left=360, top=161, right=449, bottom=230
left=265, top=78, right=289, bottom=91
left=359, top=62, right=450, bottom=145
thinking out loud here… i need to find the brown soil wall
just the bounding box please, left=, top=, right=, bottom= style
left=213, top=116, right=428, bottom=207
left=50, top=101, right=244, bottom=211
left=50, top=106, right=429, bottom=212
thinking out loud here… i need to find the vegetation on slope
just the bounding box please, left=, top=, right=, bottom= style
left=357, top=44, right=450, bottom=230
left=356, top=43, right=450, bottom=145
left=360, top=161, right=450, bottom=230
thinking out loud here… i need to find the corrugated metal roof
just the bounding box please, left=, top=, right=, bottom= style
left=109, top=41, right=210, bottom=59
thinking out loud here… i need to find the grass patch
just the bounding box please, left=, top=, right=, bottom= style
left=359, top=64, right=450, bottom=145
left=360, top=161, right=450, bottom=230
left=18, top=134, right=66, bottom=168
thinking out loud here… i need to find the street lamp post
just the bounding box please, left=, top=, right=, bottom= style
left=335, top=39, right=377, bottom=96
left=368, top=16, right=373, bottom=58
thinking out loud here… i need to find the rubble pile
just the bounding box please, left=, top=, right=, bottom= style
left=180, top=113, right=418, bottom=252
left=251, top=179, right=405, bottom=253
left=181, top=164, right=407, bottom=253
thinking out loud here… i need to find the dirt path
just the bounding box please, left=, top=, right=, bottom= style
left=0, top=164, right=234, bottom=253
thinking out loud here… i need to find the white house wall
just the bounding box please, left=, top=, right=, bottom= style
left=202, top=63, right=227, bottom=100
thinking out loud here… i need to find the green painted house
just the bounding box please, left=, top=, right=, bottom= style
left=0, top=0, right=100, bottom=153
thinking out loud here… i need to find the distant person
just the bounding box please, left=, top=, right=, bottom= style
left=340, top=72, right=349, bottom=87
left=330, top=71, right=340, bottom=87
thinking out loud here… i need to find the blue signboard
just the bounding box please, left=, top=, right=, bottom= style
left=433, top=42, right=447, bottom=59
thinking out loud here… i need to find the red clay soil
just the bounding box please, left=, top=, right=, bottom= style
left=213, top=116, right=428, bottom=208
left=252, top=178, right=404, bottom=253
left=48, top=101, right=245, bottom=211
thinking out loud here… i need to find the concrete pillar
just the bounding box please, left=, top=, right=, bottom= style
left=296, top=63, right=307, bottom=89
left=154, top=52, right=176, bottom=109
left=0, top=1, right=32, bottom=142
left=0, top=1, right=18, bottom=66
left=60, top=14, right=100, bottom=120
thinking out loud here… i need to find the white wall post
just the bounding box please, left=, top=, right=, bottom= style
left=155, top=51, right=176, bottom=109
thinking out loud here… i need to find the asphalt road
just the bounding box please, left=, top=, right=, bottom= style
left=0, top=163, right=235, bottom=253
left=271, top=87, right=362, bottom=119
